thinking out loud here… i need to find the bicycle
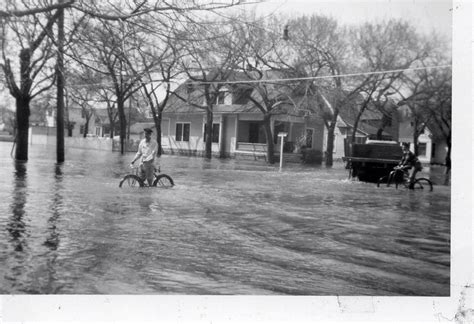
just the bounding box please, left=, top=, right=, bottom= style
left=376, top=167, right=433, bottom=191
left=119, top=165, right=174, bottom=188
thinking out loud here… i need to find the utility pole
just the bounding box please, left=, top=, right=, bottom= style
left=56, top=0, right=65, bottom=163
left=127, top=97, right=131, bottom=140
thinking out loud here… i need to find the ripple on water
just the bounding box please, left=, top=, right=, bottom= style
left=0, top=143, right=451, bottom=295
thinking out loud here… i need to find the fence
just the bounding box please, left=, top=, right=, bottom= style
left=30, top=127, right=114, bottom=151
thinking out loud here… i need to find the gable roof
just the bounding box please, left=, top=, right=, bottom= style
left=163, top=71, right=324, bottom=118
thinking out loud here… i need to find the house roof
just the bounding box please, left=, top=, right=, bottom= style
left=163, top=71, right=325, bottom=119
left=332, top=94, right=398, bottom=136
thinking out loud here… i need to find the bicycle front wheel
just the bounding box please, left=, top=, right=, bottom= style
left=153, top=174, right=174, bottom=188
left=377, top=175, right=389, bottom=188
left=119, top=174, right=144, bottom=188
left=413, top=178, right=433, bottom=191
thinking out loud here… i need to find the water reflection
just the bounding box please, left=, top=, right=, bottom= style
left=44, top=164, right=63, bottom=250
left=7, top=161, right=28, bottom=252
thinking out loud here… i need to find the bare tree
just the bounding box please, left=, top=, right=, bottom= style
left=403, top=49, right=451, bottom=172
left=0, top=0, right=247, bottom=160
left=173, top=20, right=245, bottom=159
left=0, top=7, right=58, bottom=160
left=120, top=17, right=183, bottom=155
left=67, top=70, right=100, bottom=137
left=221, top=15, right=306, bottom=164
left=347, top=19, right=432, bottom=143
left=424, top=68, right=451, bottom=174
left=71, top=16, right=151, bottom=152
left=138, top=47, right=181, bottom=155
left=96, top=87, right=118, bottom=138
left=289, top=14, right=351, bottom=166
left=391, top=38, right=450, bottom=158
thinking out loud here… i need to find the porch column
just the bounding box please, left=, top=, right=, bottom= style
left=234, top=114, right=239, bottom=151
left=219, top=115, right=224, bottom=157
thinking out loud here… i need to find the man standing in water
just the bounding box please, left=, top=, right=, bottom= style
left=130, top=128, right=158, bottom=186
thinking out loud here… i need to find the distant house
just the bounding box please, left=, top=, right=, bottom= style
left=319, top=93, right=448, bottom=165
left=68, top=105, right=111, bottom=137
left=317, top=91, right=399, bottom=161
left=44, top=104, right=111, bottom=138
left=157, top=75, right=327, bottom=161
left=397, top=105, right=448, bottom=165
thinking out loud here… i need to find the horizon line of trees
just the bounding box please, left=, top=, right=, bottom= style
left=0, top=0, right=451, bottom=170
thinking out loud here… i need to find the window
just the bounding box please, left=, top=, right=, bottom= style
left=249, top=122, right=261, bottom=143
left=418, top=143, right=427, bottom=157
left=215, top=91, right=226, bottom=105
left=186, top=83, right=193, bottom=95
left=355, top=136, right=366, bottom=144
left=80, top=125, right=85, bottom=134
left=176, top=123, right=190, bottom=142
left=204, top=123, right=220, bottom=143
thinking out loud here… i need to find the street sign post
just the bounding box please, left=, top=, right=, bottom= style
left=278, top=132, right=288, bottom=172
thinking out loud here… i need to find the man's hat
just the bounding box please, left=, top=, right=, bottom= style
left=401, top=142, right=410, bottom=148
left=144, top=128, right=153, bottom=133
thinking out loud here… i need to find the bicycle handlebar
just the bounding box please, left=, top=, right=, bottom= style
left=129, top=163, right=161, bottom=173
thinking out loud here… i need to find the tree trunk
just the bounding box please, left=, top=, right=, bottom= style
left=15, top=96, right=30, bottom=161
left=263, top=114, right=275, bottom=164
left=117, top=98, right=127, bottom=154
left=127, top=98, right=131, bottom=140
left=325, top=120, right=336, bottom=167
left=376, top=128, right=383, bottom=140
left=108, top=119, right=115, bottom=139
left=14, top=48, right=33, bottom=161
left=205, top=109, right=213, bottom=159
left=56, top=0, right=65, bottom=163
left=83, top=117, right=89, bottom=138
left=67, top=123, right=73, bottom=137
left=153, top=112, right=163, bottom=156
left=350, top=108, right=365, bottom=143
left=445, top=135, right=451, bottom=174
left=412, top=120, right=419, bottom=156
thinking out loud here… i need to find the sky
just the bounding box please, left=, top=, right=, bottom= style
left=244, top=0, right=453, bottom=39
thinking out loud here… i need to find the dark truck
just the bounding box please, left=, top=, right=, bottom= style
left=342, top=140, right=403, bottom=182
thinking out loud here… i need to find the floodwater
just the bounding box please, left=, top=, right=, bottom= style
left=0, top=142, right=450, bottom=295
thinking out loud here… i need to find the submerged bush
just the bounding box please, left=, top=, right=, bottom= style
left=301, top=149, right=323, bottom=164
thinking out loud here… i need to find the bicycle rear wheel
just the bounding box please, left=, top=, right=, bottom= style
left=153, top=174, right=174, bottom=188
left=413, top=178, right=433, bottom=191
left=119, top=174, right=144, bottom=188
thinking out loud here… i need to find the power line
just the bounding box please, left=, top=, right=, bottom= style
left=54, top=64, right=452, bottom=89
left=187, top=64, right=452, bottom=85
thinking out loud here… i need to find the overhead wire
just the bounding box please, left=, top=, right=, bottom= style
left=185, top=64, right=452, bottom=85
left=58, top=64, right=451, bottom=89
